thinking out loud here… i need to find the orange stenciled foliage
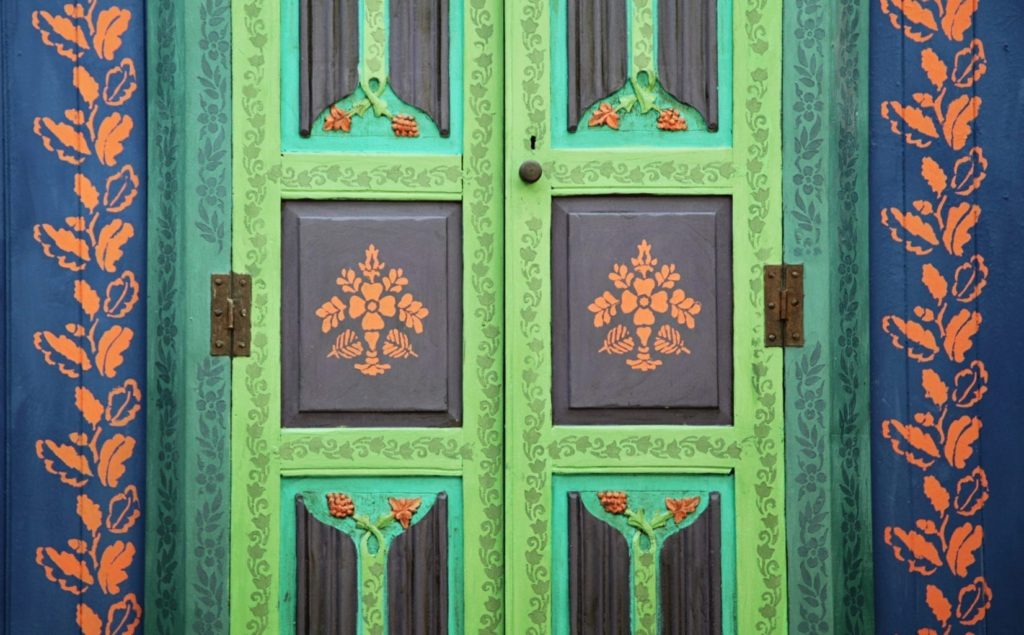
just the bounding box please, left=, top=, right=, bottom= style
left=878, top=0, right=991, bottom=631
left=30, top=1, right=143, bottom=630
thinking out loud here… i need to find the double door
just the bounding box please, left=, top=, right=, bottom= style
left=229, top=0, right=785, bottom=631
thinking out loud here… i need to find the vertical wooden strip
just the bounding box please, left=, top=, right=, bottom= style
left=147, top=0, right=233, bottom=631
left=300, top=0, right=359, bottom=136
left=657, top=0, right=718, bottom=129
left=565, top=0, right=628, bottom=131
left=387, top=493, right=449, bottom=633
left=390, top=0, right=451, bottom=136
left=295, top=496, right=359, bottom=635
left=660, top=492, right=722, bottom=635
left=567, top=493, right=631, bottom=634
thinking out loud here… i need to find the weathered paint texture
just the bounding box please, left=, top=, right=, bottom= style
left=871, top=0, right=1024, bottom=632
left=1, top=0, right=147, bottom=632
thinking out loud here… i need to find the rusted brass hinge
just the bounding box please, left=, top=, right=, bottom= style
left=764, top=264, right=804, bottom=347
left=210, top=273, right=252, bottom=357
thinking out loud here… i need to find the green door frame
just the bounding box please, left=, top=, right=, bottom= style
left=143, top=0, right=875, bottom=632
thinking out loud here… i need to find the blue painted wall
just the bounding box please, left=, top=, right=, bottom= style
left=1, top=0, right=146, bottom=632
left=871, top=1, right=1024, bottom=632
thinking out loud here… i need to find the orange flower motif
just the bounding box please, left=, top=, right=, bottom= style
left=391, top=114, right=420, bottom=137
left=323, top=105, right=352, bottom=132
left=621, top=278, right=669, bottom=326
left=388, top=497, right=422, bottom=529
left=665, top=496, right=701, bottom=524
left=656, top=108, right=688, bottom=131
left=588, top=103, right=620, bottom=129
left=326, top=492, right=355, bottom=519
left=589, top=240, right=702, bottom=372
left=597, top=491, right=628, bottom=515
left=316, top=245, right=428, bottom=376
left=348, top=282, right=397, bottom=331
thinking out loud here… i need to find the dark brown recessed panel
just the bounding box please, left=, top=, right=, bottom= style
left=295, top=495, right=359, bottom=635
left=283, top=201, right=461, bottom=427
left=567, top=492, right=632, bottom=634
left=552, top=196, right=732, bottom=425
left=660, top=492, right=723, bottom=635
left=387, top=493, right=450, bottom=633
left=658, top=0, right=719, bottom=130
left=566, top=0, right=629, bottom=131
left=299, top=0, right=360, bottom=137
left=389, top=0, right=451, bottom=137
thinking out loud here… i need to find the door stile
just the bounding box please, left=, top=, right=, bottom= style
left=505, top=0, right=787, bottom=633
left=230, top=0, right=505, bottom=631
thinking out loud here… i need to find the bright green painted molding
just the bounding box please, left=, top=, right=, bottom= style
left=146, top=0, right=232, bottom=633
left=279, top=477, right=464, bottom=634
left=231, top=0, right=503, bottom=631
left=504, top=2, right=786, bottom=635
left=551, top=475, right=737, bottom=634
left=782, top=0, right=874, bottom=633
left=549, top=0, right=733, bottom=148
left=279, top=0, right=465, bottom=154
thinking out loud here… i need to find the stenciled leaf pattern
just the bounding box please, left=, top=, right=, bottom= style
left=878, top=0, right=991, bottom=630
left=28, top=1, right=144, bottom=625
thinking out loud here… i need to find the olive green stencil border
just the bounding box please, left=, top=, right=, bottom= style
left=279, top=476, right=464, bottom=634
left=504, top=1, right=786, bottom=634
left=231, top=0, right=504, bottom=630
left=551, top=474, right=737, bottom=634
left=146, top=0, right=233, bottom=632
left=782, top=0, right=874, bottom=632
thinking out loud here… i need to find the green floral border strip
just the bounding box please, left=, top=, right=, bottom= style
left=280, top=436, right=471, bottom=462
left=274, top=163, right=462, bottom=192
left=549, top=436, right=743, bottom=461
left=548, top=160, right=735, bottom=188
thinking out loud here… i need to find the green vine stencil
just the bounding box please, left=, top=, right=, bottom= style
left=549, top=159, right=735, bottom=188
left=279, top=435, right=470, bottom=463
left=549, top=435, right=743, bottom=461
left=275, top=163, right=462, bottom=192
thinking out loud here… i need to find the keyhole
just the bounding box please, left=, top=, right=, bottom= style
left=530, top=135, right=537, bottom=150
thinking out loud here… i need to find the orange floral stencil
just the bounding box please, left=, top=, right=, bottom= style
left=878, top=0, right=991, bottom=631
left=316, top=244, right=430, bottom=376
left=29, top=1, right=144, bottom=628
left=589, top=240, right=702, bottom=372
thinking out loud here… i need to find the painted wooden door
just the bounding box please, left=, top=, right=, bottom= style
left=229, top=0, right=784, bottom=633
left=504, top=0, right=786, bottom=632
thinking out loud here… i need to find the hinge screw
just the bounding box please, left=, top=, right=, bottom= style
left=240, top=309, right=248, bottom=317
left=214, top=308, right=223, bottom=316
left=768, top=333, right=777, bottom=342
left=215, top=278, right=224, bottom=286
left=768, top=302, right=776, bottom=310
left=791, top=270, right=800, bottom=278
left=215, top=340, right=225, bottom=348
left=238, top=342, right=247, bottom=349
left=791, top=298, right=800, bottom=306
left=238, top=278, right=247, bottom=286
left=791, top=332, right=801, bottom=340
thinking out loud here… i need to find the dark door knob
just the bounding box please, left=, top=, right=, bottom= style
left=519, top=160, right=543, bottom=184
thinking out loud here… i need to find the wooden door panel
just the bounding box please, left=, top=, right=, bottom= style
left=551, top=196, right=732, bottom=424
left=282, top=201, right=462, bottom=427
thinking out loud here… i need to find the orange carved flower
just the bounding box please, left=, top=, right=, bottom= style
left=388, top=497, right=422, bottom=529
left=349, top=282, right=397, bottom=331
left=588, top=103, right=620, bottom=129
left=597, top=491, right=628, bottom=515
left=323, top=105, right=352, bottom=132
left=326, top=492, right=355, bottom=519
left=656, top=108, right=688, bottom=131
left=665, top=496, right=701, bottom=524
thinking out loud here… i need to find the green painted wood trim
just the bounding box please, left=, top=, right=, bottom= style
left=230, top=0, right=504, bottom=629
left=504, top=0, right=786, bottom=632
left=146, top=0, right=233, bottom=633
left=782, top=0, right=874, bottom=633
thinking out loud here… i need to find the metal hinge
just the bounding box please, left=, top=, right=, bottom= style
left=210, top=273, right=252, bottom=357
left=764, top=264, right=804, bottom=347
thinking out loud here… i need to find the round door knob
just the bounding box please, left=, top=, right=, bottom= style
left=519, top=160, right=543, bottom=184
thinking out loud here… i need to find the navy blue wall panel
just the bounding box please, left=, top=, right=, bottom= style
left=1, top=0, right=146, bottom=632
left=872, top=1, right=1024, bottom=633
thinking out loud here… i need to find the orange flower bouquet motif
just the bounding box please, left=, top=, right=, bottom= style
left=588, top=240, right=702, bottom=371
left=315, top=244, right=429, bottom=376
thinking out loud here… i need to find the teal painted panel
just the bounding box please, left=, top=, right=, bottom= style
left=550, top=0, right=733, bottom=149
left=280, top=476, right=464, bottom=634
left=551, top=474, right=736, bottom=633
left=280, top=0, right=464, bottom=154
